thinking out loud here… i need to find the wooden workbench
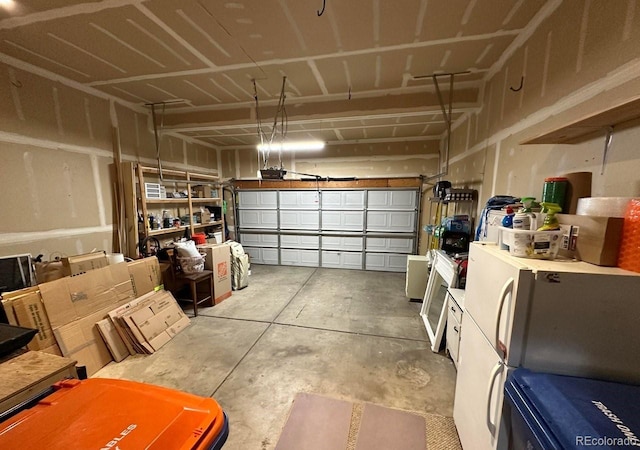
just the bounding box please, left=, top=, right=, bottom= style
left=0, top=351, right=77, bottom=414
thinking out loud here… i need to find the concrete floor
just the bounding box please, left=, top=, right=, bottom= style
left=95, top=264, right=457, bottom=450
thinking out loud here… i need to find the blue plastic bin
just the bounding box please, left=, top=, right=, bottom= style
left=504, top=369, right=640, bottom=449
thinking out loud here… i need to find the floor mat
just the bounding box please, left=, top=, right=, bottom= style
left=275, top=392, right=461, bottom=450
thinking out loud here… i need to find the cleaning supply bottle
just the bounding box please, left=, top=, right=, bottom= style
left=513, top=211, right=531, bottom=230
left=502, top=206, right=514, bottom=228
left=537, top=202, right=562, bottom=231
left=519, top=197, right=536, bottom=230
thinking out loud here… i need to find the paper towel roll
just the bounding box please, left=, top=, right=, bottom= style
left=562, top=172, right=592, bottom=214
left=576, top=197, right=638, bottom=217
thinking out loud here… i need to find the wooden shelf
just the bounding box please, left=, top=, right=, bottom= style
left=521, top=95, right=640, bottom=144
left=144, top=197, right=221, bottom=204
left=147, top=221, right=223, bottom=236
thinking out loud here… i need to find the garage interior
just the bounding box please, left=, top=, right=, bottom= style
left=1, top=1, right=640, bottom=449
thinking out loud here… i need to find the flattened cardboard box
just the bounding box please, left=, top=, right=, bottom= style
left=39, top=263, right=135, bottom=329
left=114, top=291, right=190, bottom=354
left=557, top=214, right=624, bottom=266
left=62, top=252, right=109, bottom=276
left=96, top=318, right=129, bottom=363
left=1, top=287, right=58, bottom=352
left=53, top=298, right=131, bottom=376
left=127, top=256, right=163, bottom=298
left=197, top=244, right=232, bottom=304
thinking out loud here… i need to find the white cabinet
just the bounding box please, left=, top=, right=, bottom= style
left=279, top=191, right=320, bottom=209
left=321, top=236, right=363, bottom=251
left=445, top=288, right=465, bottom=368
left=244, top=247, right=279, bottom=265
left=321, top=190, right=365, bottom=209
left=279, top=210, right=319, bottom=230
left=238, top=210, right=278, bottom=229
left=366, top=237, right=414, bottom=254
left=237, top=191, right=278, bottom=209
left=367, top=190, right=416, bottom=210
left=321, top=211, right=364, bottom=231
left=280, top=249, right=319, bottom=267
left=321, top=251, right=363, bottom=270
left=365, top=253, right=408, bottom=272
left=280, top=234, right=320, bottom=249
left=366, top=211, right=416, bottom=232
left=239, top=233, right=278, bottom=248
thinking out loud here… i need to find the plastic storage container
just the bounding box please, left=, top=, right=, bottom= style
left=618, top=199, right=640, bottom=273
left=499, top=227, right=563, bottom=259
left=504, top=368, right=640, bottom=450
left=0, top=378, right=229, bottom=449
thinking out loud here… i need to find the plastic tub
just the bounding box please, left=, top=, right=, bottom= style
left=499, top=227, right=564, bottom=259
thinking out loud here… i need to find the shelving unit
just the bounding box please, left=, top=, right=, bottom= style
left=121, top=162, right=224, bottom=258
left=521, top=95, right=640, bottom=144
left=426, top=195, right=476, bottom=251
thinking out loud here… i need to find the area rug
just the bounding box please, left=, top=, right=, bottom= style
left=274, top=392, right=461, bottom=450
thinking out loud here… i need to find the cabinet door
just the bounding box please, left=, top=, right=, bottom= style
left=321, top=191, right=365, bottom=210
left=365, top=253, right=407, bottom=272
left=367, top=190, right=417, bottom=210
left=280, top=234, right=320, bottom=249
left=279, top=191, right=320, bottom=209
left=280, top=249, right=319, bottom=267
left=238, top=210, right=278, bottom=229
left=453, top=314, right=507, bottom=450
left=321, top=236, right=363, bottom=251
left=321, top=251, right=363, bottom=270
left=237, top=191, right=278, bottom=209
left=365, top=237, right=414, bottom=254
left=366, top=211, right=416, bottom=232
left=321, top=211, right=364, bottom=231
left=239, top=233, right=278, bottom=248
left=279, top=210, right=319, bottom=230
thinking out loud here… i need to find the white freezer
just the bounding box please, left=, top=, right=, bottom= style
left=464, top=242, right=640, bottom=380
left=454, top=242, right=640, bottom=450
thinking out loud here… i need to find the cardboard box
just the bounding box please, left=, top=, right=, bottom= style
left=39, top=263, right=135, bottom=329
left=61, top=252, right=109, bottom=277
left=193, top=185, right=212, bottom=198
left=557, top=214, right=624, bottom=266
left=197, top=244, right=232, bottom=304
left=127, top=257, right=163, bottom=297
left=2, top=287, right=57, bottom=351
left=96, top=318, right=129, bottom=362
left=108, top=291, right=190, bottom=354
left=54, top=299, right=130, bottom=376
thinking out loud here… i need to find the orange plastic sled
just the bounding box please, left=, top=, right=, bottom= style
left=0, top=378, right=228, bottom=449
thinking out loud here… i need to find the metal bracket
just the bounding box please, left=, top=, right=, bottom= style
left=601, top=126, right=614, bottom=175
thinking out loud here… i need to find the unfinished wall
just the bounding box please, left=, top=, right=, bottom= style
left=0, top=61, right=218, bottom=260
left=447, top=0, right=640, bottom=211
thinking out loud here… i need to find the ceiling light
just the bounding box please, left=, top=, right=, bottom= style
left=0, top=0, right=16, bottom=10
left=257, top=141, right=325, bottom=152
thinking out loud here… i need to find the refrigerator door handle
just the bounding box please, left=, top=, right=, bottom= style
left=494, top=277, right=514, bottom=357
left=485, top=360, right=504, bottom=436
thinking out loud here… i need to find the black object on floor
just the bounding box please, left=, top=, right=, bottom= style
left=0, top=324, right=37, bottom=357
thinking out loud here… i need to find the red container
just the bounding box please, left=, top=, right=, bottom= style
left=192, top=233, right=207, bottom=245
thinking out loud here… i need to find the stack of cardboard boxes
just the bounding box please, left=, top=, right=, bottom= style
left=1, top=256, right=190, bottom=376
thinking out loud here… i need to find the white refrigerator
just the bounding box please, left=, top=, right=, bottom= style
left=453, top=242, right=640, bottom=450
